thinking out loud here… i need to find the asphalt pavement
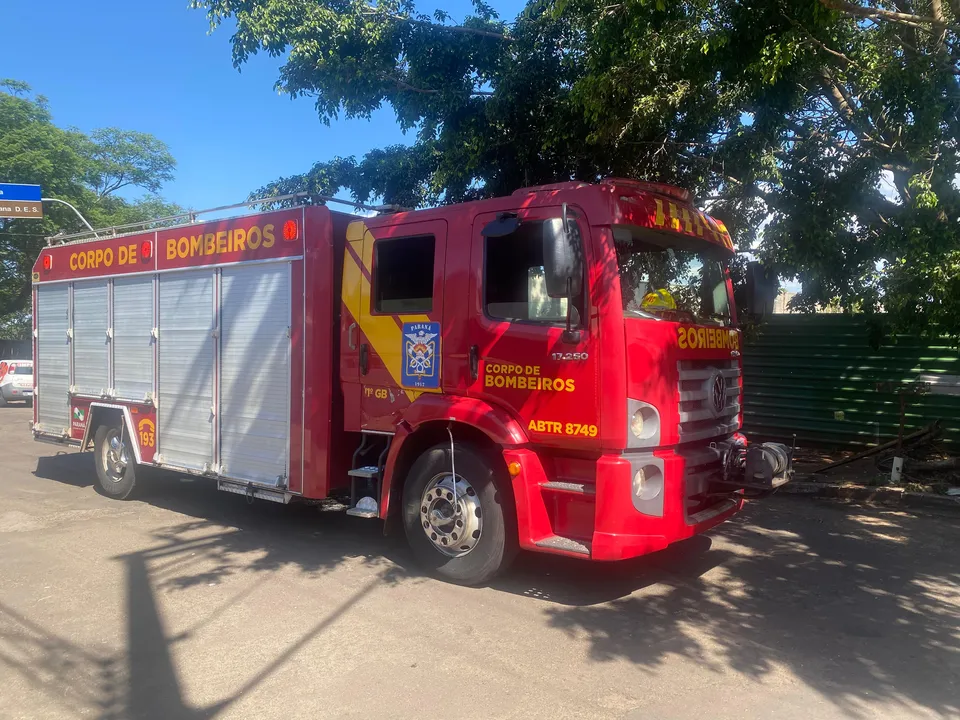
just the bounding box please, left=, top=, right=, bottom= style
left=1, top=405, right=957, bottom=720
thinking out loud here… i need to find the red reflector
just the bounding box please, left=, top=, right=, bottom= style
left=141, top=241, right=153, bottom=259
left=42, top=255, right=53, bottom=271
left=282, top=220, right=299, bottom=241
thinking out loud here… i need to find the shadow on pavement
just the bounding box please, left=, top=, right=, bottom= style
left=17, top=450, right=960, bottom=718
left=545, top=499, right=960, bottom=717
left=117, top=527, right=410, bottom=720
left=493, top=535, right=727, bottom=606
left=0, top=600, right=124, bottom=719
left=16, top=448, right=421, bottom=719
left=34, top=450, right=96, bottom=488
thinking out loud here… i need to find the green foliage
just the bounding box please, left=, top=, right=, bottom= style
left=85, top=128, right=175, bottom=199
left=195, top=0, right=959, bottom=336
left=0, top=81, right=181, bottom=338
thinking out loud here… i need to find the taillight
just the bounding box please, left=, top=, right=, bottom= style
left=282, top=220, right=299, bottom=241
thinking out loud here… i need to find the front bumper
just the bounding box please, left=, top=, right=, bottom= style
left=591, top=452, right=744, bottom=560
left=504, top=447, right=745, bottom=562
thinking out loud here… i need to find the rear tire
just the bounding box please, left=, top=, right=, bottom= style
left=94, top=424, right=138, bottom=499
left=402, top=442, right=517, bottom=585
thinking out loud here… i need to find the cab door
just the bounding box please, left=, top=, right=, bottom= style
left=466, top=208, right=600, bottom=449
left=341, top=218, right=447, bottom=432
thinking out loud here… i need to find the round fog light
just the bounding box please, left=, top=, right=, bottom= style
left=633, top=465, right=663, bottom=500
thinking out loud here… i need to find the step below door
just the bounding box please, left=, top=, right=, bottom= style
left=219, top=262, right=291, bottom=486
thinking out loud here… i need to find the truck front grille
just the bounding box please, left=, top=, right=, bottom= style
left=676, top=358, right=741, bottom=443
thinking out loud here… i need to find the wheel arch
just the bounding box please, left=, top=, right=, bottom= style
left=379, top=397, right=528, bottom=522
left=81, top=402, right=143, bottom=464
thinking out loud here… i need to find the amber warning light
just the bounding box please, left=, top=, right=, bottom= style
left=42, top=254, right=52, bottom=271
left=282, top=220, right=299, bottom=241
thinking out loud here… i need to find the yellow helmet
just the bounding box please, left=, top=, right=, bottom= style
left=641, top=288, right=677, bottom=310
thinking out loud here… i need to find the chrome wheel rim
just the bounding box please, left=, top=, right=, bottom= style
left=103, top=430, right=128, bottom=483
left=419, top=473, right=482, bottom=557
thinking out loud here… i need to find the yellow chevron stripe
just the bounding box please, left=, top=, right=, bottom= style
left=343, top=221, right=436, bottom=401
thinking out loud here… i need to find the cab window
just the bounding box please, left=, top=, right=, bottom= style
left=374, top=235, right=435, bottom=314
left=484, top=220, right=582, bottom=324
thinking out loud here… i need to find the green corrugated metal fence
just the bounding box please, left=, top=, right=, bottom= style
left=742, top=315, right=960, bottom=451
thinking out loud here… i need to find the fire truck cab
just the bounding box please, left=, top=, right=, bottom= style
left=32, top=178, right=791, bottom=584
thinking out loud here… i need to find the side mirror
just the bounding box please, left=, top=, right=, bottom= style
left=542, top=212, right=584, bottom=299
left=746, top=261, right=779, bottom=316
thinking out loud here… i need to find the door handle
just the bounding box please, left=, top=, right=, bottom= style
left=347, top=322, right=357, bottom=351
left=469, top=345, right=480, bottom=381
left=359, top=343, right=369, bottom=375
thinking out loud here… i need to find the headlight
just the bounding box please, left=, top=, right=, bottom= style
left=628, top=400, right=660, bottom=446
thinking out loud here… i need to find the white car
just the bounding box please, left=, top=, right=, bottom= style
left=0, top=359, right=33, bottom=406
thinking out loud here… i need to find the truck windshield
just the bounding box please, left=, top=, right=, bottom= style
left=613, top=228, right=733, bottom=326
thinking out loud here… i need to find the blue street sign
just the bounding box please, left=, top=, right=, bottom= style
left=0, top=183, right=42, bottom=201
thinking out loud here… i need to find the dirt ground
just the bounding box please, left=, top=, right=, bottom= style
left=792, top=441, right=960, bottom=493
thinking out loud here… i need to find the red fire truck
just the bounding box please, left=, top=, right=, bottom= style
left=31, top=178, right=791, bottom=584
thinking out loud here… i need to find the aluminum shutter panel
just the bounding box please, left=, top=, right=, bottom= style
left=219, top=263, right=291, bottom=485
left=72, top=281, right=109, bottom=396
left=158, top=272, right=215, bottom=471
left=36, top=284, right=70, bottom=433
left=113, top=276, right=154, bottom=401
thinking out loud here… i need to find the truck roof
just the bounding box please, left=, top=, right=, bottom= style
left=356, top=178, right=733, bottom=252
left=34, top=178, right=732, bottom=279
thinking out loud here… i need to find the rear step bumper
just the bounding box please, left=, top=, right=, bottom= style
left=33, top=431, right=80, bottom=449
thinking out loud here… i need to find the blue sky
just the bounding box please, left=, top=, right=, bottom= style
left=0, top=0, right=522, bottom=211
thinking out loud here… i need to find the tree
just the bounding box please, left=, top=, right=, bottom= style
left=194, top=0, right=959, bottom=335
left=85, top=128, right=175, bottom=199
left=0, top=81, right=182, bottom=338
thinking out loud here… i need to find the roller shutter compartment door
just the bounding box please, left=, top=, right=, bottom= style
left=158, top=272, right=215, bottom=471
left=72, top=280, right=109, bottom=397
left=113, top=276, right=155, bottom=401
left=36, top=284, right=70, bottom=433
left=219, top=263, right=291, bottom=485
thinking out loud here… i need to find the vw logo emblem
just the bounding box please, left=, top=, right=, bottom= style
left=711, top=372, right=726, bottom=416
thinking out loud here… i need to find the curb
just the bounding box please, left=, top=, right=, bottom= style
left=779, top=479, right=960, bottom=512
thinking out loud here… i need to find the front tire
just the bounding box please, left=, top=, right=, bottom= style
left=402, top=442, right=517, bottom=585
left=94, top=424, right=138, bottom=499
